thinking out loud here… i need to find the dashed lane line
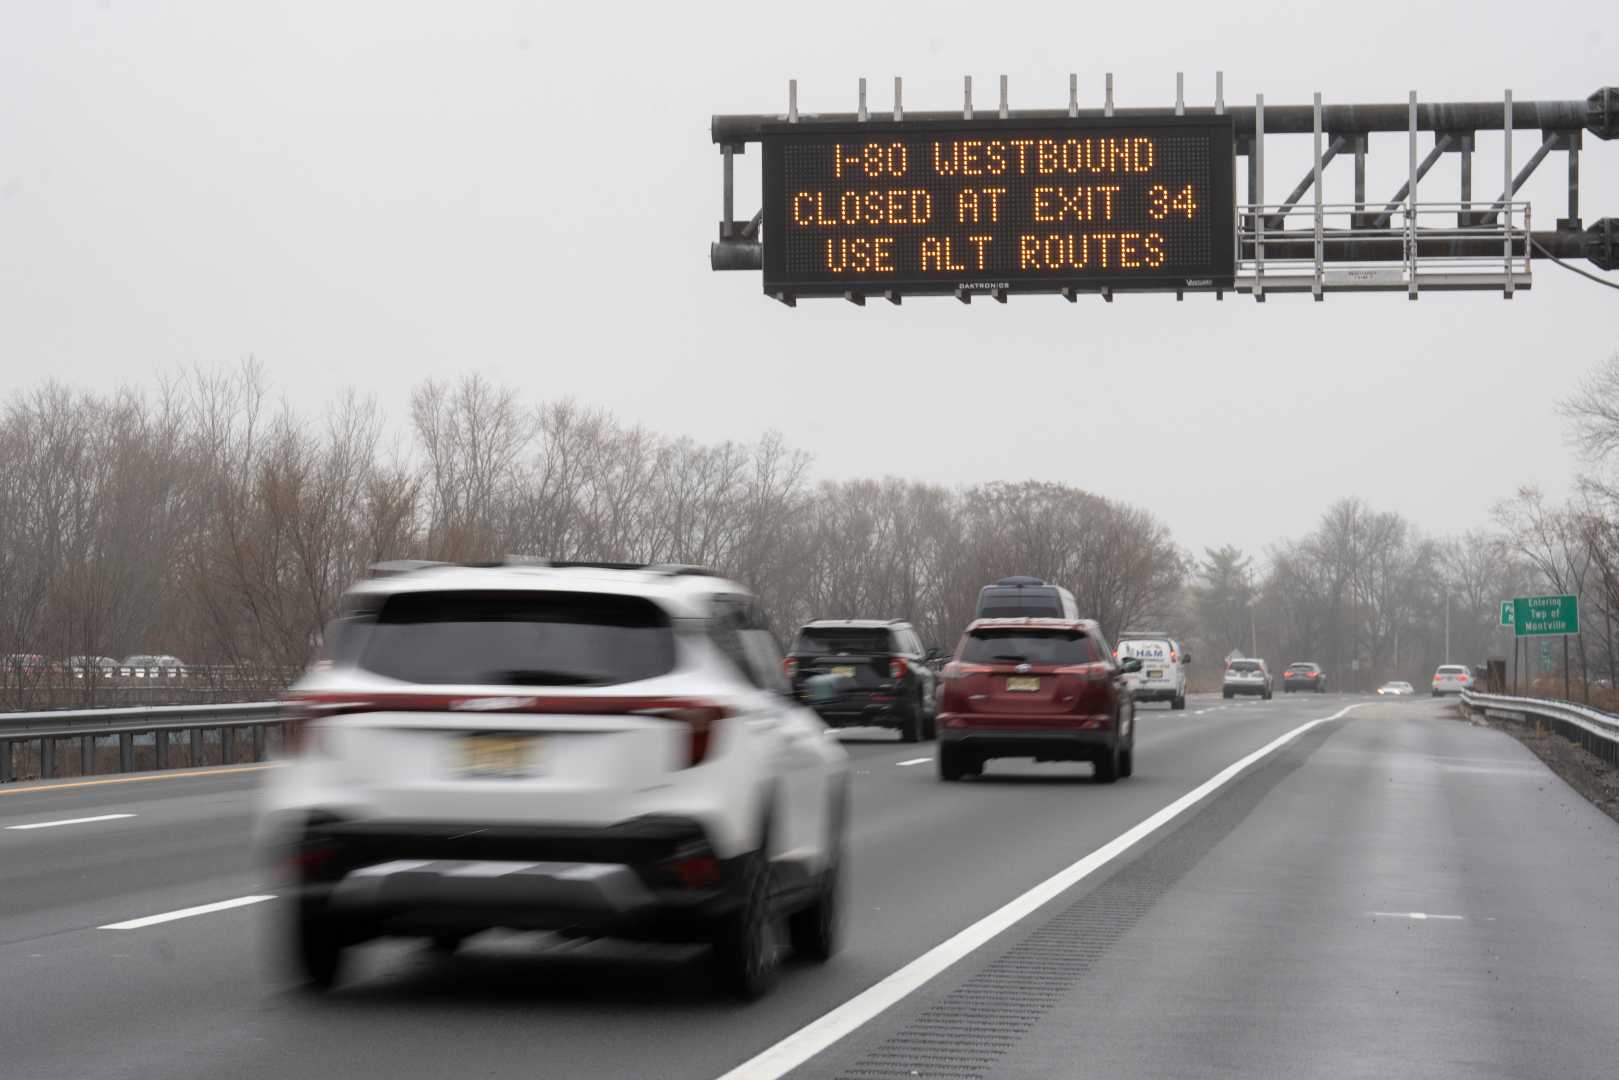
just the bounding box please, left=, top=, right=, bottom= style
left=5, top=813, right=135, bottom=831
left=895, top=758, right=933, bottom=767
left=99, top=894, right=277, bottom=930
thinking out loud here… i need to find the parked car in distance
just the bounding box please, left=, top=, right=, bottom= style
left=784, top=619, right=938, bottom=742
left=935, top=618, right=1138, bottom=783
left=975, top=576, right=1081, bottom=620
left=1377, top=681, right=1415, bottom=695
left=1115, top=632, right=1189, bottom=709
left=262, top=560, right=849, bottom=1000
left=1282, top=662, right=1327, bottom=693
left=123, top=654, right=184, bottom=678
left=1223, top=658, right=1272, bottom=699
left=1431, top=664, right=1474, bottom=696
left=69, top=655, right=122, bottom=678
left=1, top=653, right=57, bottom=677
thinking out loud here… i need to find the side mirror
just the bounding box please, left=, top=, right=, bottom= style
left=802, top=672, right=850, bottom=705
left=1182, top=651, right=1193, bottom=665
left=925, top=647, right=943, bottom=661
left=1119, top=657, right=1143, bottom=675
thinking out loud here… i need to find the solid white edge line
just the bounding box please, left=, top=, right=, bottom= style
left=894, top=758, right=932, bottom=767
left=98, top=894, right=277, bottom=930
left=713, top=703, right=1364, bottom=1080
left=5, top=813, right=136, bottom=831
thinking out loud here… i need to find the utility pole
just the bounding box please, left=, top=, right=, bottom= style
left=1444, top=589, right=1451, bottom=665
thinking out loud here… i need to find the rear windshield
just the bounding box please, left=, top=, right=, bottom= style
left=1288, top=663, right=1317, bottom=671
left=1437, top=665, right=1468, bottom=674
left=961, top=630, right=1099, bottom=665
left=1228, top=660, right=1262, bottom=673
left=339, top=590, right=675, bottom=686
left=977, top=588, right=1062, bottom=619
left=792, top=628, right=893, bottom=655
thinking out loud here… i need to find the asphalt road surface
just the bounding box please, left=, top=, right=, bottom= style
left=3, top=694, right=1617, bottom=1079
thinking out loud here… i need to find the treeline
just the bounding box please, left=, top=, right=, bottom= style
left=1187, top=350, right=1619, bottom=700
left=0, top=366, right=1185, bottom=705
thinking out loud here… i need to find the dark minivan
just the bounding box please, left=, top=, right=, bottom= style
left=784, top=619, right=939, bottom=742
left=975, top=577, right=1081, bottom=620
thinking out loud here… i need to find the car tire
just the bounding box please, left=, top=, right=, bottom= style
left=291, top=901, right=345, bottom=991
left=1222, top=689, right=1233, bottom=699
left=1118, top=741, right=1134, bottom=778
left=938, top=744, right=966, bottom=781
left=714, top=852, right=779, bottom=1001
left=899, top=701, right=922, bottom=743
left=1263, top=689, right=1272, bottom=701
left=1317, top=684, right=1325, bottom=694
left=918, top=691, right=936, bottom=741
left=429, top=933, right=466, bottom=954
left=787, top=860, right=840, bottom=963
left=1172, top=692, right=1186, bottom=711
left=1094, top=738, right=1121, bottom=784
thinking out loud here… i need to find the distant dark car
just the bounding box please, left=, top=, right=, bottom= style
left=1282, top=662, right=1327, bottom=693
left=784, top=619, right=939, bottom=742
left=935, top=618, right=1139, bottom=783
left=975, top=576, right=1081, bottom=620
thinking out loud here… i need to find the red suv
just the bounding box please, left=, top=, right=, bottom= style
left=935, top=618, right=1140, bottom=783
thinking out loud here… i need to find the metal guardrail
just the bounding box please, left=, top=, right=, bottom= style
left=1459, top=690, right=1619, bottom=768
left=0, top=701, right=283, bottom=785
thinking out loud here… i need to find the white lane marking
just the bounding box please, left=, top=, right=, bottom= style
left=714, top=703, right=1364, bottom=1080
left=1373, top=911, right=1465, bottom=921
left=98, top=894, right=276, bottom=930
left=895, top=757, right=932, bottom=767
left=5, top=813, right=136, bottom=831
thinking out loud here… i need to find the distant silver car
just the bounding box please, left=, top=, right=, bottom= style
left=1431, top=665, right=1473, bottom=696
left=1377, top=681, right=1415, bottom=696
left=1222, top=658, right=1272, bottom=699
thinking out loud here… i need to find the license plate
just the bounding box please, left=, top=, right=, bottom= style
left=1147, top=670, right=1163, bottom=679
left=458, top=734, right=540, bottom=779
left=1006, top=676, right=1040, bottom=692
left=830, top=665, right=857, bottom=679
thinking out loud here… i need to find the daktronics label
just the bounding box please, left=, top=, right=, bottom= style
left=761, top=116, right=1235, bottom=296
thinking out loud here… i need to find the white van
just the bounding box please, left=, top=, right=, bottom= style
left=1115, top=633, right=1188, bottom=710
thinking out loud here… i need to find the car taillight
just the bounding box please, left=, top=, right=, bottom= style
left=632, top=702, right=730, bottom=767
left=782, top=657, right=798, bottom=680
left=1170, top=651, right=1179, bottom=663
left=281, top=694, right=377, bottom=755
left=890, top=657, right=909, bottom=680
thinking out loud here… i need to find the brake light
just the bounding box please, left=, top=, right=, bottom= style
left=632, top=702, right=730, bottom=766
left=782, top=657, right=798, bottom=680
left=1170, top=651, right=1179, bottom=663
left=280, top=694, right=376, bottom=755
left=890, top=657, right=909, bottom=680
left=660, top=852, right=722, bottom=889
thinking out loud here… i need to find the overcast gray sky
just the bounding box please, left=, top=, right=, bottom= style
left=1, top=0, right=1615, bottom=560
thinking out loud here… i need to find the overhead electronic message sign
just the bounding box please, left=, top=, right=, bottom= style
left=761, top=116, right=1236, bottom=298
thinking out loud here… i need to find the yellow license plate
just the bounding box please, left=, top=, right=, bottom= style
left=830, top=665, right=857, bottom=678
left=458, top=734, right=540, bottom=779
left=1147, top=670, right=1163, bottom=678
left=1006, top=676, right=1040, bottom=692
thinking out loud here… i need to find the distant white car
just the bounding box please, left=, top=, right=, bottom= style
left=1431, top=665, right=1473, bottom=696
left=261, top=560, right=849, bottom=999
left=1222, top=658, right=1272, bottom=699
left=1377, top=681, right=1415, bottom=696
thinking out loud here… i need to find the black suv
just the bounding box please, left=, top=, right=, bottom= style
left=785, top=619, right=940, bottom=742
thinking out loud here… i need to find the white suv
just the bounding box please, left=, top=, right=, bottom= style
left=259, top=561, right=849, bottom=999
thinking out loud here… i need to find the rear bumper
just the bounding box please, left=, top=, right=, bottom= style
left=808, top=689, right=913, bottom=728
left=939, top=723, right=1114, bottom=761
left=1129, top=684, right=1181, bottom=701
left=1223, top=682, right=1269, bottom=695
left=1432, top=685, right=1469, bottom=695
left=1282, top=680, right=1324, bottom=691
left=283, top=816, right=745, bottom=941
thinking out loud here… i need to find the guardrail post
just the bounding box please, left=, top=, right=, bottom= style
left=0, top=738, right=11, bottom=783
left=190, top=727, right=203, bottom=766
left=120, top=733, right=133, bottom=772
left=222, top=725, right=234, bottom=765
left=41, top=736, right=54, bottom=779
left=252, top=725, right=265, bottom=762
left=81, top=734, right=94, bottom=776
left=155, top=729, right=167, bottom=770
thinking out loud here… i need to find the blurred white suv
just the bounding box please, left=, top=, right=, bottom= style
left=259, top=561, right=849, bottom=999
left=1431, top=664, right=1474, bottom=696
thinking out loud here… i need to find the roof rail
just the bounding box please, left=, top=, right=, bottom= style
left=366, top=559, right=449, bottom=578
left=500, top=557, right=724, bottom=579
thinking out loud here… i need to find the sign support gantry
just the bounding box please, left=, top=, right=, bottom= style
left=711, top=77, right=1617, bottom=303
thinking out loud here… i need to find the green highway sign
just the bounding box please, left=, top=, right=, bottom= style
left=1500, top=601, right=1514, bottom=627
left=1512, top=594, right=1579, bottom=637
